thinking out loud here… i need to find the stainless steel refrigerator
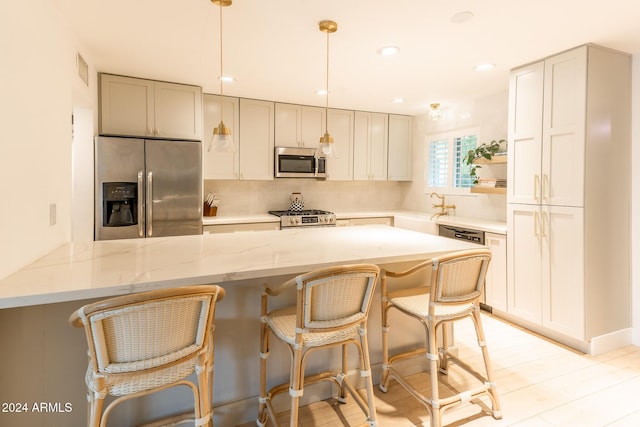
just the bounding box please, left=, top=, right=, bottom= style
left=95, top=136, right=202, bottom=240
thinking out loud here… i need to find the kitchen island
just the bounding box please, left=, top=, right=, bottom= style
left=0, top=226, right=477, bottom=426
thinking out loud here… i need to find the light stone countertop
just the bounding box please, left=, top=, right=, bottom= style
left=203, top=210, right=507, bottom=234
left=0, top=225, right=478, bottom=309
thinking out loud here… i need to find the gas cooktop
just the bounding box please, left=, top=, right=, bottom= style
left=268, top=209, right=336, bottom=228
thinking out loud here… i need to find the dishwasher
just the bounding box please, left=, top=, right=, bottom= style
left=438, top=224, right=485, bottom=245
left=438, top=224, right=491, bottom=311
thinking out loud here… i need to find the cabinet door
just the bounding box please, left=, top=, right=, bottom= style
left=542, top=47, right=587, bottom=207
left=388, top=114, right=413, bottom=181
left=203, top=94, right=239, bottom=179
left=300, top=106, right=325, bottom=148
left=507, top=204, right=542, bottom=323
left=274, top=103, right=300, bottom=147
left=154, top=81, right=203, bottom=141
left=239, top=99, right=274, bottom=180
left=354, top=111, right=388, bottom=180
left=507, top=62, right=544, bottom=205
left=326, top=109, right=354, bottom=181
left=100, top=74, right=154, bottom=137
left=541, top=206, right=584, bottom=339
left=485, top=232, right=507, bottom=312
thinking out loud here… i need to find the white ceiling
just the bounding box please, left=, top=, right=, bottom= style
left=52, top=0, right=640, bottom=116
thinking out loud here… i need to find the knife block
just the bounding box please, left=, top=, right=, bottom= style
left=203, top=204, right=217, bottom=216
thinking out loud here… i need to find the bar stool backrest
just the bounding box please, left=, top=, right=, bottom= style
left=296, top=265, right=379, bottom=332
left=430, top=249, right=491, bottom=305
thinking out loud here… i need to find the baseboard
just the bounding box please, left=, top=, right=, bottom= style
left=589, top=328, right=633, bottom=356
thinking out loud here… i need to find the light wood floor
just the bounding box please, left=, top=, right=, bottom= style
left=239, top=313, right=640, bottom=426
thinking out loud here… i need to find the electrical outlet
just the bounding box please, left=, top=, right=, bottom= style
left=49, top=203, right=56, bottom=226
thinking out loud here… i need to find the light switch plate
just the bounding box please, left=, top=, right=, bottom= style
left=49, top=203, right=56, bottom=226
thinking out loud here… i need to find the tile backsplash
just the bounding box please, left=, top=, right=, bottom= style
left=204, top=179, right=411, bottom=215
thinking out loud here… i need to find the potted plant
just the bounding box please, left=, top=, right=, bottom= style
left=463, top=139, right=506, bottom=184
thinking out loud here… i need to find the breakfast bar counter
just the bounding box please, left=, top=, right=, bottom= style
left=0, top=225, right=478, bottom=426
left=0, top=225, right=476, bottom=309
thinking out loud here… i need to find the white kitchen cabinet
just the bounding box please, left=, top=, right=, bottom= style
left=507, top=205, right=584, bottom=337
left=239, top=99, right=275, bottom=180
left=275, top=103, right=325, bottom=148
left=387, top=114, right=413, bottom=181
left=202, top=94, right=240, bottom=180
left=507, top=44, right=631, bottom=352
left=99, top=73, right=202, bottom=141
left=354, top=111, right=388, bottom=181
left=204, top=97, right=273, bottom=180
left=326, top=108, right=355, bottom=181
left=484, top=232, right=507, bottom=312
left=508, top=49, right=585, bottom=207
left=204, top=223, right=279, bottom=233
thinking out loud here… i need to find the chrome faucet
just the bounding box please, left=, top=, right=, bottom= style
left=430, top=192, right=456, bottom=220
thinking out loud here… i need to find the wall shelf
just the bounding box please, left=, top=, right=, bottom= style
left=470, top=187, right=507, bottom=194
left=473, top=155, right=507, bottom=165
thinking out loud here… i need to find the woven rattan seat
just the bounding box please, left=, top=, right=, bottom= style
left=257, top=264, right=380, bottom=427
left=69, top=285, right=225, bottom=427
left=379, top=249, right=501, bottom=427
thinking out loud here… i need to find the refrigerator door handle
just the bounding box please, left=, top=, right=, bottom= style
left=146, top=171, right=153, bottom=237
left=137, top=171, right=144, bottom=237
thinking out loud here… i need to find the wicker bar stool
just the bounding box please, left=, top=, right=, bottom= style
left=69, top=285, right=225, bottom=427
left=257, top=264, right=380, bottom=427
left=379, top=249, right=501, bottom=427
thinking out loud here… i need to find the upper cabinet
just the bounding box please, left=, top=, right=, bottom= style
left=238, top=99, right=275, bottom=180
left=326, top=108, right=355, bottom=181
left=387, top=114, right=413, bottom=181
left=354, top=112, right=388, bottom=181
left=202, top=94, right=239, bottom=180
left=202, top=96, right=274, bottom=180
left=99, top=73, right=202, bottom=141
left=507, top=48, right=587, bottom=207
left=275, top=103, right=325, bottom=148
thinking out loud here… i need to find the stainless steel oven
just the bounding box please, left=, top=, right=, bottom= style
left=268, top=209, right=336, bottom=228
left=274, top=147, right=326, bottom=179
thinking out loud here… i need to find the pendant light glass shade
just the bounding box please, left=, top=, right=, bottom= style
left=317, top=20, right=338, bottom=158
left=208, top=0, right=234, bottom=153
left=318, top=131, right=337, bottom=157
left=208, top=121, right=234, bottom=152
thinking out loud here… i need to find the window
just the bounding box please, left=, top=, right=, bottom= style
left=454, top=135, right=477, bottom=188
left=426, top=131, right=477, bottom=193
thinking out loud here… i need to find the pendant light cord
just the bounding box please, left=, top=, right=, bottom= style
left=218, top=3, right=224, bottom=123
left=325, top=29, right=329, bottom=134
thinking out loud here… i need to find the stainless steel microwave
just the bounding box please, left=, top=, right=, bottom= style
left=274, top=147, right=326, bottom=179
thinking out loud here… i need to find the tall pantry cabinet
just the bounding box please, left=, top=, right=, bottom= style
left=506, top=44, right=631, bottom=354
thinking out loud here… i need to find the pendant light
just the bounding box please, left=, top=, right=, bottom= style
left=208, top=0, right=234, bottom=152
left=317, top=20, right=338, bottom=158
left=429, top=103, right=442, bottom=120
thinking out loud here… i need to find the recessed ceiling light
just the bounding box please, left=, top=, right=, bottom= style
left=392, top=98, right=406, bottom=104
left=451, top=11, right=474, bottom=24
left=220, top=76, right=236, bottom=83
left=474, top=63, right=495, bottom=72
left=377, top=46, right=400, bottom=56
left=316, top=89, right=328, bottom=96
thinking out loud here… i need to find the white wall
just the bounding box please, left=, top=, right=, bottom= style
left=0, top=0, right=93, bottom=279
left=401, top=90, right=509, bottom=221
left=632, top=55, right=640, bottom=346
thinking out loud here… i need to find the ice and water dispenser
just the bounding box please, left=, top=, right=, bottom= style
left=102, top=182, right=137, bottom=227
